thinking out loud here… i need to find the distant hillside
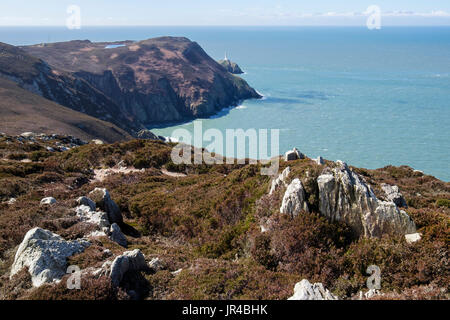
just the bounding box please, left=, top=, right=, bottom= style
left=0, top=77, right=131, bottom=143
left=20, top=37, right=261, bottom=124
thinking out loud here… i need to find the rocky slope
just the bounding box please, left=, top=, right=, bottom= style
left=0, top=42, right=142, bottom=135
left=0, top=136, right=448, bottom=300
left=20, top=37, right=261, bottom=124
left=0, top=77, right=132, bottom=143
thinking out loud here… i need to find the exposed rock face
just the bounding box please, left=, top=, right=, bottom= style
left=109, top=249, right=147, bottom=287
left=284, top=148, right=305, bottom=161
left=269, top=167, right=291, bottom=195
left=18, top=37, right=261, bottom=127
left=0, top=42, right=140, bottom=136
left=288, top=279, right=338, bottom=300
left=88, top=188, right=123, bottom=225
left=218, top=59, right=244, bottom=74
left=317, top=161, right=416, bottom=238
left=280, top=178, right=309, bottom=217
left=40, top=197, right=56, bottom=205
left=74, top=205, right=110, bottom=230
left=76, top=196, right=96, bottom=211
left=10, top=227, right=90, bottom=287
left=109, top=223, right=127, bottom=248
left=381, top=183, right=408, bottom=208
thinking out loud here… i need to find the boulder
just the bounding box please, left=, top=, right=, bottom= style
left=317, top=161, right=416, bottom=238
left=74, top=205, right=110, bottom=229
left=10, top=227, right=90, bottom=287
left=7, top=198, right=17, bottom=205
left=269, top=167, right=291, bottom=195
left=110, top=249, right=147, bottom=287
left=314, top=156, right=325, bottom=165
left=40, top=197, right=56, bottom=206
left=109, top=223, right=127, bottom=247
left=288, top=279, right=338, bottom=300
left=280, top=178, right=309, bottom=217
left=405, top=233, right=422, bottom=244
left=284, top=148, right=305, bottom=161
left=88, top=188, right=123, bottom=224
left=381, top=183, right=408, bottom=208
left=76, top=196, right=96, bottom=211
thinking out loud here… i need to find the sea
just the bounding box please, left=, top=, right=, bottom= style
left=1, top=26, right=449, bottom=181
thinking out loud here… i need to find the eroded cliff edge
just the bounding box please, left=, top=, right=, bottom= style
left=20, top=37, right=261, bottom=126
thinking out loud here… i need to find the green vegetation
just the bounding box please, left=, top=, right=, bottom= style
left=0, top=135, right=448, bottom=300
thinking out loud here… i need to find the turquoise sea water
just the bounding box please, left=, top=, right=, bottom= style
left=1, top=27, right=449, bottom=180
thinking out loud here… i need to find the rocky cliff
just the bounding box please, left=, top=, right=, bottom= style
left=219, top=59, right=244, bottom=74
left=20, top=37, right=261, bottom=125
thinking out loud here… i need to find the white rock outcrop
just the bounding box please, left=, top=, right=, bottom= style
left=317, top=161, right=416, bottom=238
left=88, top=188, right=123, bottom=224
left=288, top=279, right=338, bottom=300
left=75, top=205, right=110, bottom=230
left=405, top=233, right=422, bottom=244
left=76, top=196, right=96, bottom=211
left=10, top=227, right=90, bottom=287
left=269, top=167, right=291, bottom=195
left=381, top=183, right=407, bottom=208
left=40, top=197, right=56, bottom=206
left=280, top=178, right=309, bottom=217
left=109, top=249, right=147, bottom=287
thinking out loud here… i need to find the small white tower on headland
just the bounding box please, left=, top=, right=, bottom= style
left=224, top=52, right=229, bottom=61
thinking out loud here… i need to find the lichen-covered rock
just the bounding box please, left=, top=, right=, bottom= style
left=40, top=197, right=56, bottom=206
left=76, top=196, right=96, bottom=211
left=110, top=249, right=147, bottom=287
left=317, top=161, right=416, bottom=238
left=10, top=227, right=90, bottom=287
left=109, top=223, right=127, bottom=248
left=381, top=183, right=408, bottom=208
left=74, top=205, right=110, bottom=229
left=269, top=167, right=291, bottom=195
left=288, top=279, right=338, bottom=300
left=280, top=178, right=309, bottom=217
left=88, top=188, right=123, bottom=224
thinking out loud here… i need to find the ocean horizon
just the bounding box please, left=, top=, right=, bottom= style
left=1, top=26, right=449, bottom=181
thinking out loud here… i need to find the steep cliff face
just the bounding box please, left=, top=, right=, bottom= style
left=0, top=42, right=142, bottom=135
left=21, top=37, right=261, bottom=124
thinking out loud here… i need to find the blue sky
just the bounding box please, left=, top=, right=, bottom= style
left=1, top=0, right=450, bottom=26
